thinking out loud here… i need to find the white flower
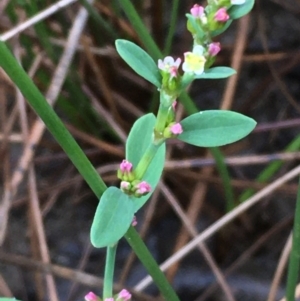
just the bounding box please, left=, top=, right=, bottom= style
left=182, top=45, right=206, bottom=76
left=158, top=56, right=181, bottom=72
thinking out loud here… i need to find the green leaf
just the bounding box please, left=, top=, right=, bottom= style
left=126, top=114, right=165, bottom=211
left=178, top=110, right=256, bottom=147
left=196, top=67, right=236, bottom=79
left=229, top=0, right=255, bottom=19
left=0, top=299, right=20, bottom=301
left=211, top=20, right=232, bottom=37
left=186, top=14, right=205, bottom=40
left=115, top=39, right=162, bottom=87
left=90, top=187, right=135, bottom=248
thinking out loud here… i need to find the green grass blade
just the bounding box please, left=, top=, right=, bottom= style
left=25, top=0, right=56, bottom=60
left=239, top=135, right=300, bottom=202
left=286, top=176, right=300, bottom=301
left=125, top=226, right=180, bottom=301
left=0, top=41, right=107, bottom=197
left=118, top=0, right=161, bottom=60
left=210, top=147, right=235, bottom=211
left=79, top=0, right=118, bottom=40
left=163, top=0, right=180, bottom=55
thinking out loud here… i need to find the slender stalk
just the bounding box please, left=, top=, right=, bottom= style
left=25, top=0, right=56, bottom=60
left=286, top=176, right=300, bottom=301
left=103, top=244, right=118, bottom=299
left=79, top=0, right=118, bottom=40
left=210, top=147, right=235, bottom=211
left=118, top=0, right=161, bottom=61
left=135, top=142, right=163, bottom=180
left=0, top=41, right=107, bottom=197
left=125, top=226, right=180, bottom=301
left=163, top=0, right=180, bottom=55
left=239, top=135, right=300, bottom=202
left=155, top=103, right=170, bottom=134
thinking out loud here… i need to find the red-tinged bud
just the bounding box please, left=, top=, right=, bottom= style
left=214, top=8, right=230, bottom=22
left=117, top=289, right=132, bottom=301
left=85, top=292, right=100, bottom=301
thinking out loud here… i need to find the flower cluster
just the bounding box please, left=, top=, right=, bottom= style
left=155, top=1, right=248, bottom=140
left=157, top=1, right=247, bottom=97
left=85, top=290, right=131, bottom=301
left=158, top=56, right=182, bottom=97
left=117, top=160, right=134, bottom=182
left=120, top=179, right=151, bottom=197
left=163, top=122, right=183, bottom=138
left=117, top=160, right=151, bottom=197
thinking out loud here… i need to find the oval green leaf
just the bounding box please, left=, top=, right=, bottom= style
left=90, top=187, right=135, bottom=248
left=0, top=299, right=20, bottom=301
left=211, top=20, right=232, bottom=37
left=186, top=14, right=205, bottom=40
left=126, top=114, right=165, bottom=211
left=196, top=67, right=236, bottom=79
left=178, top=110, right=256, bottom=147
left=229, top=0, right=255, bottom=19
left=115, top=39, right=162, bottom=88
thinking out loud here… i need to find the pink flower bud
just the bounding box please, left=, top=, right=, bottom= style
left=208, top=42, right=221, bottom=56
left=170, top=123, right=183, bottom=135
left=131, top=216, right=137, bottom=227
left=190, top=4, right=204, bottom=18
left=118, top=289, right=132, bottom=301
left=214, top=8, right=230, bottom=22
left=85, top=292, right=99, bottom=301
left=135, top=181, right=151, bottom=195
left=120, top=181, right=131, bottom=191
left=158, top=57, right=181, bottom=78
left=120, top=160, right=133, bottom=173
left=169, top=66, right=179, bottom=78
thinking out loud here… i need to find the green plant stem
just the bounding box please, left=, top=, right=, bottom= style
left=118, top=0, right=161, bottom=60
left=125, top=226, right=180, bottom=301
left=286, top=176, right=300, bottom=301
left=103, top=244, right=118, bottom=299
left=155, top=103, right=169, bottom=133
left=239, top=135, right=300, bottom=202
left=79, top=0, right=118, bottom=40
left=26, top=0, right=56, bottom=60
left=135, top=142, right=163, bottom=180
left=135, top=101, right=169, bottom=179
left=210, top=147, right=235, bottom=211
left=163, top=0, right=180, bottom=55
left=0, top=41, right=107, bottom=197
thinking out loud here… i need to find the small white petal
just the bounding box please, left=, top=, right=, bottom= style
left=163, top=56, right=175, bottom=65
left=193, top=45, right=204, bottom=55
left=174, top=58, right=182, bottom=68
left=158, top=59, right=164, bottom=69
left=182, top=62, right=190, bottom=73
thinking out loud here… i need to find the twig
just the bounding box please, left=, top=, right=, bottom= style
left=0, top=0, right=78, bottom=41
left=134, top=163, right=300, bottom=291
left=0, top=0, right=94, bottom=244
